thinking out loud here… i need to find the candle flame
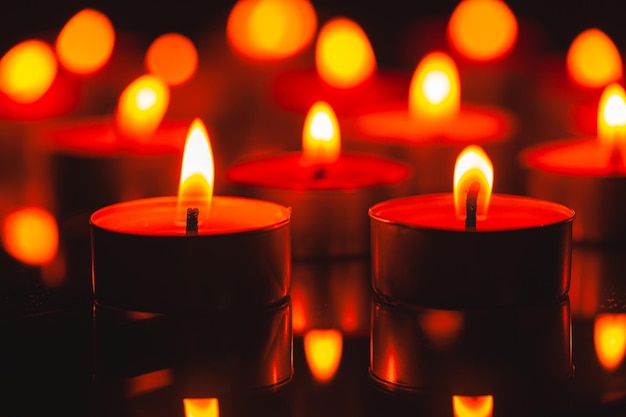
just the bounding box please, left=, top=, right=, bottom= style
left=115, top=74, right=170, bottom=141
left=146, top=33, right=198, bottom=86
left=447, top=0, right=518, bottom=62
left=594, top=313, right=626, bottom=371
left=315, top=17, right=376, bottom=89
left=183, top=398, right=219, bottom=417
left=302, top=101, right=341, bottom=165
left=452, top=395, right=494, bottom=417
left=409, top=51, right=460, bottom=126
left=2, top=206, right=58, bottom=265
left=304, top=329, right=343, bottom=383
left=567, top=29, right=623, bottom=89
left=0, top=40, right=57, bottom=103
left=453, top=145, right=493, bottom=219
left=56, top=8, right=115, bottom=75
left=598, top=83, right=626, bottom=151
left=226, top=0, right=316, bottom=61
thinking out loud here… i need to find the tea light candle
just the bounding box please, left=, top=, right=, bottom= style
left=370, top=145, right=574, bottom=308
left=227, top=101, right=411, bottom=260
left=91, top=119, right=291, bottom=313
left=521, top=82, right=626, bottom=244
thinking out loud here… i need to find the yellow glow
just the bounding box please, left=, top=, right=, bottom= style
left=315, top=17, right=376, bottom=89
left=409, top=51, right=460, bottom=126
left=598, top=83, right=626, bottom=151
left=2, top=206, right=58, bottom=265
left=567, top=29, right=622, bottom=89
left=453, top=145, right=494, bottom=219
left=447, top=0, right=518, bottom=61
left=146, top=33, right=198, bottom=86
left=56, top=8, right=115, bottom=75
left=115, top=74, right=170, bottom=140
left=594, top=313, right=626, bottom=371
left=0, top=40, right=57, bottom=103
left=453, top=395, right=494, bottom=417
left=302, top=101, right=341, bottom=165
left=226, top=0, right=316, bottom=61
left=304, top=329, right=343, bottom=383
left=184, top=398, right=219, bottom=417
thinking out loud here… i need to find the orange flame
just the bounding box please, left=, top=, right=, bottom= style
left=115, top=74, right=170, bottom=140
left=0, top=40, right=57, bottom=103
left=409, top=51, right=460, bottom=127
left=453, top=395, right=494, bottom=417
left=447, top=0, right=518, bottom=62
left=304, top=329, right=343, bottom=383
left=315, top=17, right=376, bottom=89
left=302, top=101, right=341, bottom=165
left=56, top=8, right=115, bottom=75
left=594, top=313, right=626, bottom=371
left=567, top=29, right=623, bottom=89
left=597, top=83, right=626, bottom=152
left=146, top=33, right=198, bottom=86
left=226, top=0, right=316, bottom=61
left=183, top=398, right=219, bottom=417
left=453, top=145, right=494, bottom=219
left=2, top=206, right=58, bottom=265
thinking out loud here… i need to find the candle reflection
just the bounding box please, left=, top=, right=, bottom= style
left=594, top=314, right=626, bottom=371
left=304, top=329, right=343, bottom=383
left=452, top=395, right=494, bottom=417
left=184, top=398, right=219, bottom=417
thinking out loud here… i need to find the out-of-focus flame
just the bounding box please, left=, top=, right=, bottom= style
left=2, top=206, right=58, bottom=265
left=304, top=329, right=343, bottom=383
left=302, top=101, right=340, bottom=165
left=409, top=51, right=460, bottom=127
left=56, top=8, right=115, bottom=75
left=146, top=33, right=198, bottom=86
left=420, top=310, right=464, bottom=348
left=594, top=313, right=626, bottom=371
left=597, top=83, right=626, bottom=152
left=226, top=0, right=316, bottom=61
left=0, top=40, right=57, bottom=103
left=447, top=0, right=518, bottom=62
left=115, top=74, right=169, bottom=140
left=567, top=29, right=622, bottom=89
left=453, top=145, right=493, bottom=219
left=183, top=398, right=219, bottom=417
left=453, top=395, right=494, bottom=417
left=315, top=17, right=376, bottom=89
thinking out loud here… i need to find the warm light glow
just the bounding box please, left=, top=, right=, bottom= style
left=453, top=145, right=494, bottom=219
left=0, top=40, right=57, bottom=103
left=598, top=83, right=626, bottom=150
left=409, top=51, right=460, bottom=126
left=184, top=398, right=219, bottom=417
left=2, top=206, right=58, bottom=265
left=315, top=17, right=376, bottom=89
left=304, top=329, right=343, bottom=383
left=146, top=33, right=198, bottom=86
left=594, top=313, right=626, bottom=371
left=302, top=101, right=341, bottom=165
left=447, top=0, right=518, bottom=61
left=126, top=369, right=172, bottom=397
left=420, top=310, right=464, bottom=348
left=453, top=395, right=494, bottom=417
left=567, top=29, right=622, bottom=89
left=56, top=8, right=115, bottom=75
left=115, top=74, right=170, bottom=140
left=226, top=0, right=316, bottom=61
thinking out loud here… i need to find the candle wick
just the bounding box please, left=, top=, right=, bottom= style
left=465, top=181, right=480, bottom=231
left=186, top=207, right=199, bottom=236
left=313, top=166, right=326, bottom=180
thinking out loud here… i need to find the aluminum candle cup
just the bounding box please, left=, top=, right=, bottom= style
left=91, top=196, right=291, bottom=313
left=370, top=194, right=575, bottom=308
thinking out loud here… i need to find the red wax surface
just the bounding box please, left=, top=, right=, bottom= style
left=522, top=138, right=626, bottom=176
left=272, top=68, right=409, bottom=114
left=370, top=194, right=574, bottom=231
left=227, top=152, right=410, bottom=190
left=348, top=103, right=513, bottom=143
left=91, top=196, right=291, bottom=236
left=43, top=118, right=190, bottom=156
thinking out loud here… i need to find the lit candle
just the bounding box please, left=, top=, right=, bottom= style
left=345, top=51, right=517, bottom=194
left=521, top=82, right=626, bottom=244
left=226, top=101, right=410, bottom=259
left=91, top=119, right=291, bottom=313
left=370, top=145, right=574, bottom=308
